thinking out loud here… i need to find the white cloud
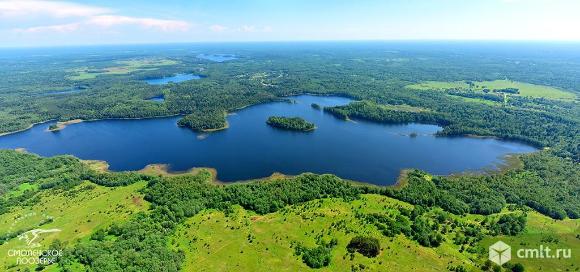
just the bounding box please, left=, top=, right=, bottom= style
left=209, top=24, right=227, bottom=32
left=0, top=0, right=109, bottom=18
left=14, top=15, right=190, bottom=33
left=14, top=22, right=80, bottom=33
left=88, top=15, right=189, bottom=31
left=4, top=0, right=190, bottom=33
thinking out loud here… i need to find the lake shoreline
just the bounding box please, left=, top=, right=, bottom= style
left=76, top=152, right=529, bottom=187
left=47, top=119, right=84, bottom=132
left=0, top=95, right=537, bottom=186
left=12, top=142, right=533, bottom=187
left=201, top=121, right=230, bottom=132
left=0, top=120, right=54, bottom=137
left=0, top=96, right=286, bottom=136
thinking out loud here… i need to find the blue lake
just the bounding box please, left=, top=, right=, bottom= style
left=197, top=54, right=237, bottom=62
left=0, top=95, right=537, bottom=185
left=146, top=95, right=165, bottom=102
left=144, top=73, right=203, bottom=85
left=43, top=86, right=87, bottom=96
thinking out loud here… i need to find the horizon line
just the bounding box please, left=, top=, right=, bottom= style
left=2, top=39, right=580, bottom=50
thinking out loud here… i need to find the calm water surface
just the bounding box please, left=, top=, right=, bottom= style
left=0, top=95, right=536, bottom=185
left=144, top=73, right=203, bottom=85
left=197, top=54, right=238, bottom=62
left=146, top=95, right=165, bottom=102
left=42, top=86, right=87, bottom=96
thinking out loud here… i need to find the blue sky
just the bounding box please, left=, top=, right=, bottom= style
left=1, top=0, right=580, bottom=47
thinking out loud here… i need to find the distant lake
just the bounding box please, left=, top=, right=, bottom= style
left=197, top=54, right=237, bottom=62
left=144, top=73, right=203, bottom=85
left=42, top=86, right=87, bottom=96
left=0, top=95, right=537, bottom=185
left=146, top=95, right=165, bottom=102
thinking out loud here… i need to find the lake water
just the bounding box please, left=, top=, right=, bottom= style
left=144, top=73, right=203, bottom=85
left=43, top=86, right=87, bottom=96
left=197, top=54, right=237, bottom=62
left=0, top=95, right=536, bottom=185
left=146, top=95, right=165, bottom=102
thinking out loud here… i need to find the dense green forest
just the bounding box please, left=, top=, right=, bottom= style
left=324, top=100, right=449, bottom=126
left=266, top=116, right=316, bottom=131
left=379, top=152, right=580, bottom=220
left=177, top=109, right=228, bottom=132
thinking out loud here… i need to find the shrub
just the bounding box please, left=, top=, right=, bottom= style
left=346, top=236, right=380, bottom=257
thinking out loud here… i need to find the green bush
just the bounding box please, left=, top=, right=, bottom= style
left=346, top=236, right=381, bottom=257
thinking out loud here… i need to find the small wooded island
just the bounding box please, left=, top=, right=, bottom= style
left=266, top=116, right=316, bottom=131
left=177, top=110, right=228, bottom=132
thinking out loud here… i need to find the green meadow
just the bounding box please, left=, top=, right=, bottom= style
left=67, top=58, right=179, bottom=80
left=0, top=181, right=148, bottom=271
left=407, top=80, right=577, bottom=100
left=171, top=194, right=579, bottom=272
left=0, top=166, right=578, bottom=271
left=171, top=195, right=468, bottom=272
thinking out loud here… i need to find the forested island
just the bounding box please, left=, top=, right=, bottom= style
left=177, top=110, right=228, bottom=132
left=266, top=116, right=316, bottom=131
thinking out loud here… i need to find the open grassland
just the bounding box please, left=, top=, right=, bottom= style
left=5, top=183, right=38, bottom=198
left=171, top=194, right=579, bottom=271
left=0, top=181, right=148, bottom=271
left=407, top=80, right=577, bottom=100
left=67, top=58, right=179, bottom=80
left=0, top=171, right=577, bottom=271
left=171, top=195, right=470, bottom=272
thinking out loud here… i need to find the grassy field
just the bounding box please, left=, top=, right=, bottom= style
left=67, top=58, right=179, bottom=80
left=0, top=178, right=577, bottom=271
left=0, top=181, right=148, bottom=271
left=170, top=193, right=579, bottom=272
left=407, top=80, right=577, bottom=100
left=171, top=194, right=471, bottom=272
left=6, top=183, right=38, bottom=198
